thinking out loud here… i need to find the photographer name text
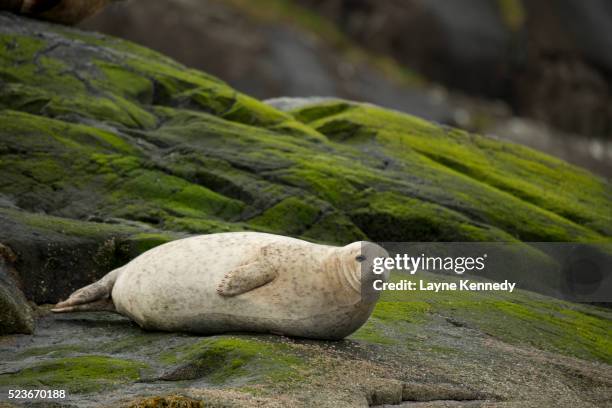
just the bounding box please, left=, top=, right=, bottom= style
left=373, top=279, right=516, bottom=293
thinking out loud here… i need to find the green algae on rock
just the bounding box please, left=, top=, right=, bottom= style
left=0, top=355, right=147, bottom=393
left=0, top=305, right=609, bottom=407
left=159, top=337, right=305, bottom=384
left=0, top=207, right=183, bottom=304
left=0, top=12, right=611, bottom=407
left=0, top=10, right=610, bottom=327
left=1, top=13, right=609, bottom=255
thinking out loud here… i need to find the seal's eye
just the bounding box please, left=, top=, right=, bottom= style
left=355, top=255, right=366, bottom=262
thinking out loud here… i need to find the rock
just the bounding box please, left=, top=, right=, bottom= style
left=0, top=243, right=34, bottom=334
left=295, top=0, right=514, bottom=97
left=401, top=382, right=490, bottom=402
left=0, top=208, right=182, bottom=304
left=0, top=301, right=610, bottom=406
left=79, top=0, right=456, bottom=124
left=0, top=13, right=610, bottom=407
left=77, top=0, right=612, bottom=179
left=0, top=12, right=610, bottom=302
left=365, top=378, right=404, bottom=405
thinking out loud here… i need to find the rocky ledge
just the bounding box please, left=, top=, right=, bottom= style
left=0, top=12, right=610, bottom=408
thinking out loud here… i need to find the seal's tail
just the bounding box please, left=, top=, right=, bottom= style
left=51, top=267, right=123, bottom=313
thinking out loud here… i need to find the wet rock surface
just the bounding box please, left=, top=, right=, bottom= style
left=0, top=294, right=610, bottom=407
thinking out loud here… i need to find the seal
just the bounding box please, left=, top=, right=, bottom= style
left=52, top=232, right=390, bottom=340
left=0, top=0, right=121, bottom=24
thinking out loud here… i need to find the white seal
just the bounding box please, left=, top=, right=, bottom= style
left=53, top=232, right=390, bottom=340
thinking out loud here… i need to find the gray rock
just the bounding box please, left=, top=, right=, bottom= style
left=80, top=0, right=456, bottom=125
left=0, top=243, right=34, bottom=335
left=296, top=0, right=612, bottom=138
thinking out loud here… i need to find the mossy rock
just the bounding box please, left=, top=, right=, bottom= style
left=0, top=267, right=34, bottom=335
left=0, top=13, right=610, bottom=407
left=0, top=207, right=182, bottom=303
left=159, top=337, right=305, bottom=385
left=0, top=355, right=147, bottom=394
left=0, top=13, right=608, bottom=255
left=0, top=243, right=34, bottom=335
left=0, top=298, right=609, bottom=406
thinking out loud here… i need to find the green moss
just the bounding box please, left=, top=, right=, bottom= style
left=124, top=233, right=177, bottom=254
left=0, top=34, right=46, bottom=60
left=115, top=170, right=245, bottom=219
left=0, top=208, right=137, bottom=238
left=484, top=300, right=612, bottom=363
left=371, top=301, right=431, bottom=324
left=398, top=127, right=610, bottom=236
left=301, top=212, right=367, bottom=244
left=90, top=153, right=141, bottom=175
left=42, top=92, right=157, bottom=129
left=267, top=119, right=328, bottom=143
left=0, top=39, right=158, bottom=129
left=373, top=272, right=612, bottom=363
left=0, top=356, right=147, bottom=393
left=249, top=197, right=321, bottom=235
left=497, top=0, right=526, bottom=31
left=222, top=93, right=293, bottom=127
left=351, top=191, right=516, bottom=242
left=0, top=35, right=85, bottom=94
left=123, top=54, right=311, bottom=133
left=0, top=110, right=137, bottom=154
left=95, top=60, right=155, bottom=103
left=160, top=337, right=305, bottom=385
left=291, top=101, right=611, bottom=242
left=292, top=102, right=354, bottom=124
left=280, top=168, right=360, bottom=208
left=350, top=321, right=396, bottom=345
left=163, top=217, right=246, bottom=234
left=1, top=31, right=610, bottom=245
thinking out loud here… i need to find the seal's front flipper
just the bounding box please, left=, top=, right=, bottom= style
left=52, top=267, right=122, bottom=313
left=217, top=261, right=277, bottom=297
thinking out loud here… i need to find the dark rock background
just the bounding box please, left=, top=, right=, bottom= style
left=295, top=0, right=612, bottom=138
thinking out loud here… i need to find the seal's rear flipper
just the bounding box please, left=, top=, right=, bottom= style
left=51, top=297, right=116, bottom=313
left=52, top=267, right=122, bottom=313
left=217, top=261, right=277, bottom=297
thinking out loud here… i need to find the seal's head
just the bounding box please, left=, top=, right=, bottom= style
left=331, top=241, right=390, bottom=302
